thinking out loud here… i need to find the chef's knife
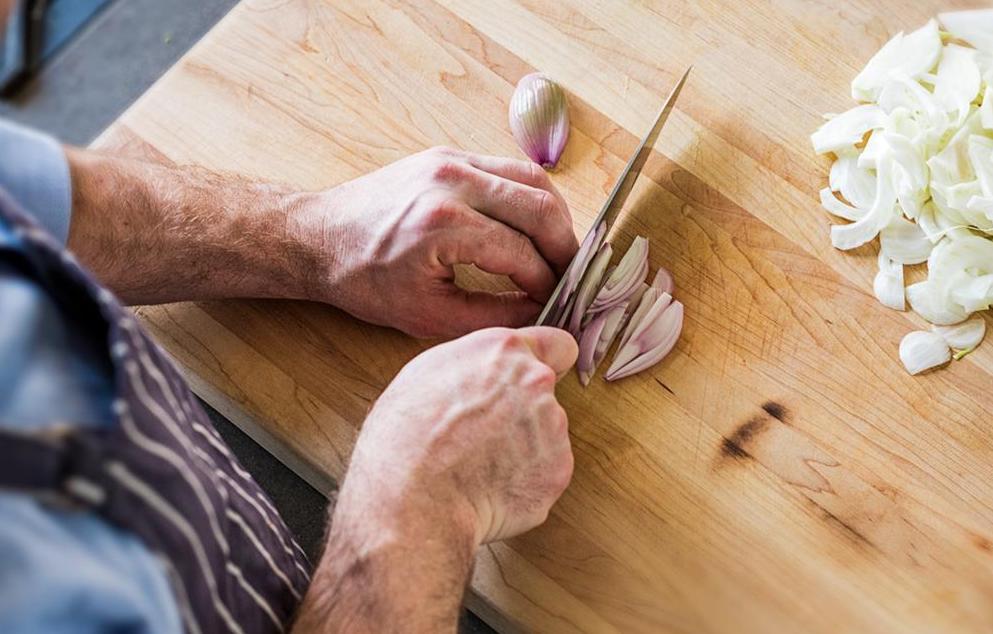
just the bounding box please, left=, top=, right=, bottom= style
left=536, top=66, right=691, bottom=326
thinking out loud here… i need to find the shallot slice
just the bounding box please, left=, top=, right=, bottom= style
left=567, top=242, right=613, bottom=336
left=606, top=299, right=683, bottom=381
left=587, top=236, right=649, bottom=313
left=576, top=303, right=628, bottom=385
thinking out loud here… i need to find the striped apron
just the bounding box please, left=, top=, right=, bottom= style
left=0, top=192, right=311, bottom=633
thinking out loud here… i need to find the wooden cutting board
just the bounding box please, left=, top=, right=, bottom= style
left=94, top=1, right=993, bottom=631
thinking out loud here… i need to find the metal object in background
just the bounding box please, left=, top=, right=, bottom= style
left=0, top=0, right=113, bottom=97
left=0, top=0, right=47, bottom=96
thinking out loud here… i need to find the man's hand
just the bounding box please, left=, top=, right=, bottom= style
left=66, top=146, right=577, bottom=338
left=290, top=146, right=577, bottom=337
left=294, top=326, right=577, bottom=633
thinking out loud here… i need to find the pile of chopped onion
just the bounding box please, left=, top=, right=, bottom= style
left=811, top=10, right=993, bottom=374
left=545, top=223, right=683, bottom=384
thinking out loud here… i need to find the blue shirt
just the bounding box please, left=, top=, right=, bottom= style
left=0, top=119, right=181, bottom=633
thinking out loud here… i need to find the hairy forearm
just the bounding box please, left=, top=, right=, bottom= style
left=65, top=147, right=314, bottom=305
left=294, top=467, right=478, bottom=633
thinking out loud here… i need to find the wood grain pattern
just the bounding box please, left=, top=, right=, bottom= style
left=93, top=1, right=993, bottom=631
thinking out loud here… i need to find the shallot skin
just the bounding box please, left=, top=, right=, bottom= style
left=509, top=73, right=570, bottom=169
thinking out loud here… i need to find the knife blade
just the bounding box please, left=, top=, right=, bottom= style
left=536, top=66, right=691, bottom=326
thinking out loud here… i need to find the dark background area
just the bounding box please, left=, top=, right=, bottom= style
left=1, top=1, right=492, bottom=631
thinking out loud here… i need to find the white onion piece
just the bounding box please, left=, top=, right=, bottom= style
left=831, top=156, right=897, bottom=250
left=830, top=151, right=877, bottom=209
left=811, top=105, right=886, bottom=154
left=883, top=132, right=929, bottom=219
left=899, top=330, right=951, bottom=374
left=933, top=315, right=987, bottom=350
left=981, top=86, right=993, bottom=130
left=939, top=10, right=993, bottom=54
left=907, top=281, right=969, bottom=325
left=851, top=20, right=941, bottom=102
left=967, top=135, right=993, bottom=197
left=933, top=45, right=982, bottom=125
left=879, top=216, right=932, bottom=264
left=873, top=253, right=905, bottom=311
left=820, top=187, right=864, bottom=221
left=856, top=128, right=888, bottom=170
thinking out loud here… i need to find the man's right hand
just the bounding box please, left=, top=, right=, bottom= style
left=295, top=326, right=577, bottom=633
left=347, top=325, right=577, bottom=544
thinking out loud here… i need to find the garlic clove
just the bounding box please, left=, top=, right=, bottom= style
left=509, top=73, right=570, bottom=169
left=933, top=315, right=986, bottom=350
left=899, top=330, right=951, bottom=375
left=606, top=300, right=684, bottom=381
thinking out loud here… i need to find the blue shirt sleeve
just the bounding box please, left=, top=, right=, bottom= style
left=0, top=119, right=72, bottom=244
left=0, top=495, right=183, bottom=634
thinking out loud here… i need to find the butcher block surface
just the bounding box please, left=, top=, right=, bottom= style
left=94, top=1, right=993, bottom=632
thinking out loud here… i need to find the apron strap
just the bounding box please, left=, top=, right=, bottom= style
left=0, top=425, right=110, bottom=510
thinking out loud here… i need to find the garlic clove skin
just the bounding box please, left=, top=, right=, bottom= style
left=933, top=315, right=986, bottom=350
left=509, top=73, right=570, bottom=169
left=899, top=330, right=951, bottom=375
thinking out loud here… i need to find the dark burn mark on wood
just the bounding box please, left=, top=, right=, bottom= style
left=719, top=416, right=769, bottom=460
left=973, top=533, right=993, bottom=553
left=761, top=401, right=787, bottom=423
left=720, top=437, right=750, bottom=459
left=820, top=509, right=874, bottom=549
left=654, top=378, right=675, bottom=395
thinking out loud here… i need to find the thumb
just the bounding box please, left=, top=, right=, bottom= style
left=516, top=326, right=579, bottom=377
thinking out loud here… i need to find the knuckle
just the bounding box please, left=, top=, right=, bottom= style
left=511, top=232, right=536, bottom=263
left=429, top=157, right=467, bottom=184
left=429, top=145, right=460, bottom=158
left=494, top=329, right=526, bottom=354
left=421, top=199, right=463, bottom=230
left=528, top=160, right=553, bottom=188
left=533, top=189, right=557, bottom=222
left=526, top=364, right=557, bottom=390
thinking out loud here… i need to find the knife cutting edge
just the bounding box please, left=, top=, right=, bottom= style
left=536, top=66, right=691, bottom=326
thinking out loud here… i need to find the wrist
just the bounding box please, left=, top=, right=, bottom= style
left=296, top=470, right=478, bottom=633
